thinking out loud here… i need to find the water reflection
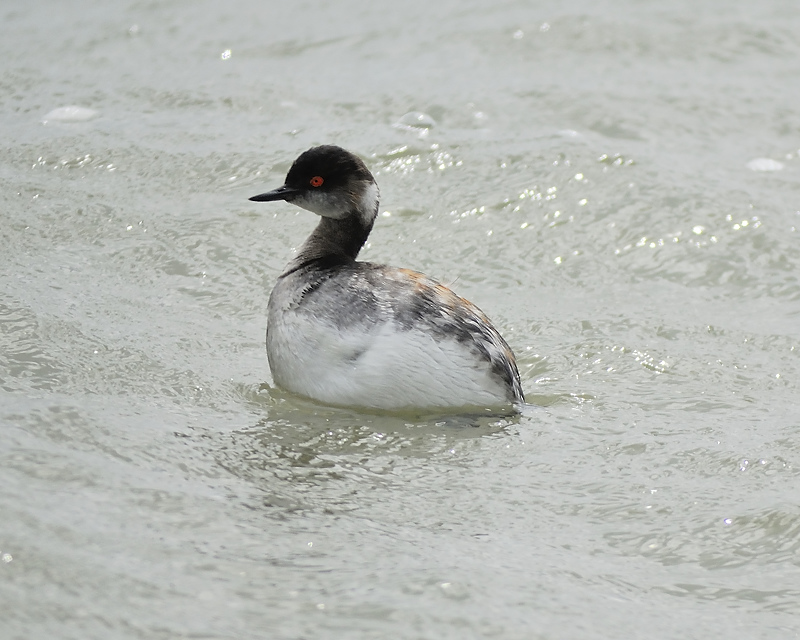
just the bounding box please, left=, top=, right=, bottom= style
left=210, top=382, right=523, bottom=514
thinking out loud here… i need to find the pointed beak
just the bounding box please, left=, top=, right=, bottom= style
left=248, top=184, right=300, bottom=202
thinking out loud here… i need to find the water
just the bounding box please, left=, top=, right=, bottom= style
left=2, top=0, right=800, bottom=638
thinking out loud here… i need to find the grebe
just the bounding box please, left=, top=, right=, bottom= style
left=249, top=145, right=524, bottom=411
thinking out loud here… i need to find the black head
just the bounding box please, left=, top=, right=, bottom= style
left=249, top=146, right=377, bottom=222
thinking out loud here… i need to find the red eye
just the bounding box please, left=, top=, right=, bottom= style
left=310, top=176, right=324, bottom=187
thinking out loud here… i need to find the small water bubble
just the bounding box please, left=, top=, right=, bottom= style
left=723, top=518, right=732, bottom=525
left=221, top=49, right=232, bottom=60
left=2, top=553, right=12, bottom=563
left=395, top=111, right=436, bottom=130
left=437, top=581, right=468, bottom=600
left=513, top=30, right=524, bottom=39
left=540, top=22, right=551, bottom=32
left=574, top=173, right=584, bottom=181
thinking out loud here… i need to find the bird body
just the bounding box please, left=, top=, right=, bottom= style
left=250, top=145, right=524, bottom=411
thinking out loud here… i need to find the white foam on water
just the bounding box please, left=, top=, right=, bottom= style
left=42, top=106, right=99, bottom=123
left=746, top=157, right=784, bottom=171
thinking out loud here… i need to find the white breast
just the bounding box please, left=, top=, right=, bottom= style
left=266, top=310, right=511, bottom=410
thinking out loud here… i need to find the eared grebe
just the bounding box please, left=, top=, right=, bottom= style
left=249, top=145, right=524, bottom=411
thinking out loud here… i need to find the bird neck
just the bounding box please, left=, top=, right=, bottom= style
left=282, top=212, right=376, bottom=276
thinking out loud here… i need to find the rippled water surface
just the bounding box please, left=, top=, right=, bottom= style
left=2, top=1, right=800, bottom=638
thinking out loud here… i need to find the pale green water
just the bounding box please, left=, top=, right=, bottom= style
left=2, top=1, right=800, bottom=638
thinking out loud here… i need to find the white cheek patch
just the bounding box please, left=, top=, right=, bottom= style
left=293, top=180, right=379, bottom=224
left=294, top=190, right=350, bottom=219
